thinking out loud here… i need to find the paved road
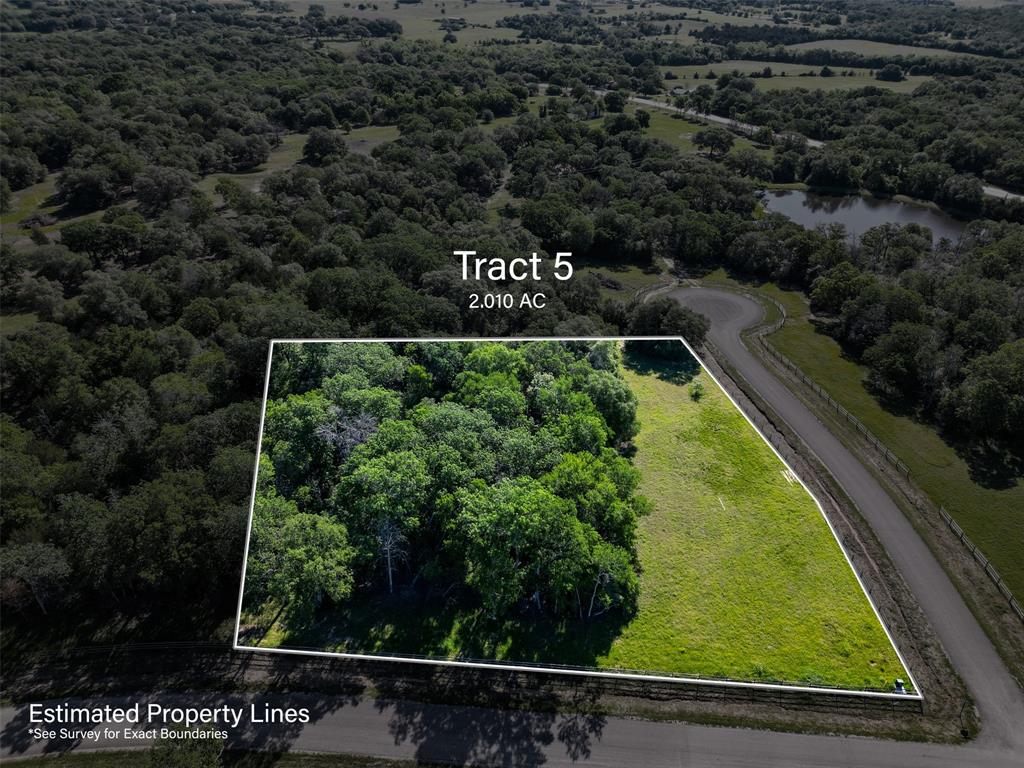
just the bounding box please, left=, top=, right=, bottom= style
left=622, top=92, right=806, bottom=149
left=982, top=184, right=1024, bottom=202
left=670, top=286, right=1024, bottom=752
left=588, top=88, right=822, bottom=147
left=3, top=692, right=1023, bottom=767
left=626, top=93, right=815, bottom=149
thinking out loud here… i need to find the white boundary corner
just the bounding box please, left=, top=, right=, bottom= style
left=232, top=336, right=923, bottom=702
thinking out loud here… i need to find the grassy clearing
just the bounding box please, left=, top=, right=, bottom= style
left=8, top=134, right=310, bottom=237
left=662, top=60, right=931, bottom=93
left=576, top=262, right=672, bottom=300
left=252, top=345, right=907, bottom=690
left=0, top=313, right=38, bottom=336
left=3, top=123, right=431, bottom=241
left=952, top=0, right=1015, bottom=6
left=700, top=270, right=1024, bottom=601
left=786, top=39, right=987, bottom=59
left=0, top=173, right=114, bottom=242
left=632, top=105, right=767, bottom=157
left=606, top=353, right=907, bottom=689
left=1, top=174, right=58, bottom=232
left=194, top=126, right=396, bottom=199
left=345, top=124, right=401, bottom=156
left=614, top=3, right=776, bottom=27
left=196, top=132, right=309, bottom=196
left=284, top=1, right=794, bottom=48
left=481, top=95, right=543, bottom=134
left=633, top=106, right=701, bottom=152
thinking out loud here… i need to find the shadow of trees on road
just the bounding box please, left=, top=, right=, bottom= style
left=375, top=669, right=606, bottom=766
left=3, top=649, right=608, bottom=766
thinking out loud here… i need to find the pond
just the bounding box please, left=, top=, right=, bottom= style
left=760, top=189, right=966, bottom=243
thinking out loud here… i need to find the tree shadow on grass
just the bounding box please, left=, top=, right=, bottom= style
left=860, top=366, right=1023, bottom=492
left=623, top=342, right=701, bottom=385
left=241, top=609, right=613, bottom=766
left=276, top=589, right=633, bottom=674
left=955, top=441, right=1023, bottom=491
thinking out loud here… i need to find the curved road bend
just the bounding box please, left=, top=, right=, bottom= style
left=1, top=692, right=1022, bottom=768
left=671, top=286, right=1024, bottom=751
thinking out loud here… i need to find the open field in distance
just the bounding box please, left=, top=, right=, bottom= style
left=786, top=38, right=990, bottom=59
left=661, top=60, right=932, bottom=93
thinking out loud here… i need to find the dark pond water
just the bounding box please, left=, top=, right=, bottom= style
left=760, top=190, right=966, bottom=243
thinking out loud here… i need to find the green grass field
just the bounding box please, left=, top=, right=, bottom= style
left=626, top=105, right=767, bottom=157
left=786, top=39, right=988, bottom=59
left=606, top=353, right=907, bottom=689
left=0, top=174, right=58, bottom=232
left=634, top=105, right=702, bottom=152
left=6, top=133, right=315, bottom=237
left=251, top=345, right=908, bottom=691
left=662, top=60, right=931, bottom=93
left=700, top=270, right=1024, bottom=602
left=952, top=0, right=1016, bottom=6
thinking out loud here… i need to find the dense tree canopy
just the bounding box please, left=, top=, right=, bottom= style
left=243, top=341, right=648, bottom=627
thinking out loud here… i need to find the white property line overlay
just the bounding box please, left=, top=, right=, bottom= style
left=232, top=336, right=922, bottom=701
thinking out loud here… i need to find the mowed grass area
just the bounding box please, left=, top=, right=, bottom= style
left=5, top=134, right=314, bottom=237
left=633, top=105, right=768, bottom=157
left=662, top=60, right=931, bottom=93
left=606, top=354, right=907, bottom=689
left=252, top=346, right=907, bottom=691
left=767, top=300, right=1024, bottom=598
left=699, top=270, right=1024, bottom=602
left=635, top=105, right=702, bottom=152
left=284, top=0, right=806, bottom=47
left=952, top=0, right=1016, bottom=6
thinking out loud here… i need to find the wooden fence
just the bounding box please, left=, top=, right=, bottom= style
left=938, top=507, right=1024, bottom=622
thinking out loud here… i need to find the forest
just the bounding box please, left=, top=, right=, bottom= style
left=0, top=0, right=1021, bottom=652
left=244, top=341, right=648, bottom=633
